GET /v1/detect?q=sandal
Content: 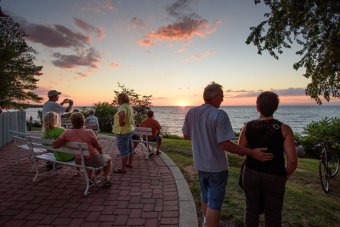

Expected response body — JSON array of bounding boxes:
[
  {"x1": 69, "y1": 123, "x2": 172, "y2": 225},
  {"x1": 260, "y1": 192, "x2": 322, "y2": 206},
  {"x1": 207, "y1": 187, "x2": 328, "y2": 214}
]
[
  {"x1": 102, "y1": 180, "x2": 112, "y2": 187},
  {"x1": 113, "y1": 169, "x2": 126, "y2": 174},
  {"x1": 126, "y1": 164, "x2": 132, "y2": 168}
]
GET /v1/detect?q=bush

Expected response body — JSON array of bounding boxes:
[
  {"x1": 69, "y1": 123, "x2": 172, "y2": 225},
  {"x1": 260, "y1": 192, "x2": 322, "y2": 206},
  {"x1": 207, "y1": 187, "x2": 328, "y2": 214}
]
[
  {"x1": 93, "y1": 102, "x2": 117, "y2": 132},
  {"x1": 299, "y1": 117, "x2": 340, "y2": 158}
]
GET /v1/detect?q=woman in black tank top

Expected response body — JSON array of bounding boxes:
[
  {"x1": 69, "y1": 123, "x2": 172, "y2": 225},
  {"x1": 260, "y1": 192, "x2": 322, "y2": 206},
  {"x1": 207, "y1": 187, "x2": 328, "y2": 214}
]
[{"x1": 238, "y1": 91, "x2": 298, "y2": 227}]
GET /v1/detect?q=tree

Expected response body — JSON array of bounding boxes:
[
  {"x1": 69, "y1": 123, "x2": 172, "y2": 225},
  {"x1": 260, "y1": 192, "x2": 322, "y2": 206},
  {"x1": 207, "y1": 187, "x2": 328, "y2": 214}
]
[
  {"x1": 247, "y1": 0, "x2": 340, "y2": 104},
  {"x1": 0, "y1": 17, "x2": 43, "y2": 108},
  {"x1": 112, "y1": 83, "x2": 152, "y2": 124}
]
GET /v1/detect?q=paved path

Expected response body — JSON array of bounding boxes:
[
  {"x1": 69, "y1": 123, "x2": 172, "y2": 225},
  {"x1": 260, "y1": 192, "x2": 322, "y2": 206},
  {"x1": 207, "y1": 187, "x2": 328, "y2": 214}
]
[{"x1": 0, "y1": 132, "x2": 197, "y2": 227}]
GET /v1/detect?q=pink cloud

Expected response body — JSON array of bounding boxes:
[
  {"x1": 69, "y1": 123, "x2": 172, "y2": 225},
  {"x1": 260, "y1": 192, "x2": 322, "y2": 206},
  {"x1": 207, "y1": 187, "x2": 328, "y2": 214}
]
[
  {"x1": 138, "y1": 17, "x2": 220, "y2": 46},
  {"x1": 185, "y1": 50, "x2": 215, "y2": 62},
  {"x1": 74, "y1": 17, "x2": 105, "y2": 39},
  {"x1": 130, "y1": 17, "x2": 146, "y2": 29},
  {"x1": 81, "y1": 0, "x2": 117, "y2": 13},
  {"x1": 21, "y1": 20, "x2": 89, "y2": 48},
  {"x1": 138, "y1": 39, "x2": 153, "y2": 47},
  {"x1": 109, "y1": 62, "x2": 120, "y2": 68},
  {"x1": 76, "y1": 72, "x2": 91, "y2": 78},
  {"x1": 52, "y1": 48, "x2": 101, "y2": 68}
]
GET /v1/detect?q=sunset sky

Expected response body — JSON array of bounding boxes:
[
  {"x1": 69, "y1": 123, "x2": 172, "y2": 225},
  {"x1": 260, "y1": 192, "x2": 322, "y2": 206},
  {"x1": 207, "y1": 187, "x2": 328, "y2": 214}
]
[{"x1": 3, "y1": 0, "x2": 339, "y2": 106}]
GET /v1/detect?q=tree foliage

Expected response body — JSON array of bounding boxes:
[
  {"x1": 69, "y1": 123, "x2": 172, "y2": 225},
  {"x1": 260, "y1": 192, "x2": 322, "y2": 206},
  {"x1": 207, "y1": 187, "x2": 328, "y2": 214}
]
[
  {"x1": 93, "y1": 102, "x2": 117, "y2": 132},
  {"x1": 112, "y1": 83, "x2": 152, "y2": 124},
  {"x1": 295, "y1": 117, "x2": 340, "y2": 158},
  {"x1": 0, "y1": 17, "x2": 43, "y2": 108},
  {"x1": 247, "y1": 0, "x2": 340, "y2": 104}
]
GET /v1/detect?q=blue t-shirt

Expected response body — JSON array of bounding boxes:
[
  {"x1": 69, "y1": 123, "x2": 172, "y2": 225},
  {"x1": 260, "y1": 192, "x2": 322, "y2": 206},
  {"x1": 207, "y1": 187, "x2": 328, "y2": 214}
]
[{"x1": 182, "y1": 104, "x2": 235, "y2": 172}]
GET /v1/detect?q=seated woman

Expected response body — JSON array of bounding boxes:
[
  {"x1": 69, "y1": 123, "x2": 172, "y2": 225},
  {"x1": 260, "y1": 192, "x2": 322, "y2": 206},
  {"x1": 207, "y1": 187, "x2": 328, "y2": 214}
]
[
  {"x1": 42, "y1": 112, "x2": 74, "y2": 171},
  {"x1": 53, "y1": 112, "x2": 112, "y2": 187}
]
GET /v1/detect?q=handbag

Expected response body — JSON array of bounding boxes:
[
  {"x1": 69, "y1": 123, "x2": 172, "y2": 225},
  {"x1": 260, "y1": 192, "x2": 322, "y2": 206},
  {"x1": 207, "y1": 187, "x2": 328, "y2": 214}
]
[{"x1": 238, "y1": 122, "x2": 280, "y2": 189}]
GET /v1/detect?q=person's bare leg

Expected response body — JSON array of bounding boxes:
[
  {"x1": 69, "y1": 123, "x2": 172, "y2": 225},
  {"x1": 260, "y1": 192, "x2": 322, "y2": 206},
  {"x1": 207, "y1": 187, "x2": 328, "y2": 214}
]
[
  {"x1": 104, "y1": 159, "x2": 112, "y2": 179},
  {"x1": 206, "y1": 208, "x2": 220, "y2": 227},
  {"x1": 127, "y1": 153, "x2": 133, "y2": 166},
  {"x1": 202, "y1": 202, "x2": 208, "y2": 225},
  {"x1": 121, "y1": 157, "x2": 127, "y2": 172}
]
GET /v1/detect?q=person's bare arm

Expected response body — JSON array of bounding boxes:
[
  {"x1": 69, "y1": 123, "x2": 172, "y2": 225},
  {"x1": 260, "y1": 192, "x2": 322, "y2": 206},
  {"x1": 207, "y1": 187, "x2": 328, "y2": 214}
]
[
  {"x1": 91, "y1": 133, "x2": 103, "y2": 153},
  {"x1": 52, "y1": 132, "x2": 67, "y2": 148},
  {"x1": 118, "y1": 111, "x2": 126, "y2": 126},
  {"x1": 219, "y1": 140, "x2": 273, "y2": 161},
  {"x1": 183, "y1": 134, "x2": 191, "y2": 140},
  {"x1": 238, "y1": 125, "x2": 248, "y2": 148},
  {"x1": 60, "y1": 99, "x2": 73, "y2": 112},
  {"x1": 282, "y1": 124, "x2": 298, "y2": 177}
]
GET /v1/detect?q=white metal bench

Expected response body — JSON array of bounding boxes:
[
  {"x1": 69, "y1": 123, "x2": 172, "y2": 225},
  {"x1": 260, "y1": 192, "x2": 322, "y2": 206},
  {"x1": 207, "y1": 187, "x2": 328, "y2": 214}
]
[
  {"x1": 61, "y1": 122, "x2": 100, "y2": 135},
  {"x1": 26, "y1": 136, "x2": 108, "y2": 196},
  {"x1": 84, "y1": 123, "x2": 100, "y2": 135},
  {"x1": 8, "y1": 130, "x2": 45, "y2": 165},
  {"x1": 132, "y1": 127, "x2": 157, "y2": 159}
]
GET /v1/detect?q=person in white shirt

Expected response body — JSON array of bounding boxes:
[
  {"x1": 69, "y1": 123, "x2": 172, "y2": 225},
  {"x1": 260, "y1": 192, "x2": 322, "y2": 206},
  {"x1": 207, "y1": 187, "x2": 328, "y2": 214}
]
[
  {"x1": 85, "y1": 109, "x2": 100, "y2": 131},
  {"x1": 42, "y1": 90, "x2": 73, "y2": 126}
]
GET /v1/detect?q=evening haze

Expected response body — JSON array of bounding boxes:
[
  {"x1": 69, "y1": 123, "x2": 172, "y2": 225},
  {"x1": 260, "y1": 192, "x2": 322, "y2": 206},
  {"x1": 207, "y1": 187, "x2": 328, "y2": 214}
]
[{"x1": 3, "y1": 0, "x2": 339, "y2": 106}]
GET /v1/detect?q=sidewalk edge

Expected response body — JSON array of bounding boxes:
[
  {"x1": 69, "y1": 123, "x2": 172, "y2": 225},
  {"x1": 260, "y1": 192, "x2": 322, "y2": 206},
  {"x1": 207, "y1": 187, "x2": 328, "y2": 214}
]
[{"x1": 160, "y1": 152, "x2": 198, "y2": 227}]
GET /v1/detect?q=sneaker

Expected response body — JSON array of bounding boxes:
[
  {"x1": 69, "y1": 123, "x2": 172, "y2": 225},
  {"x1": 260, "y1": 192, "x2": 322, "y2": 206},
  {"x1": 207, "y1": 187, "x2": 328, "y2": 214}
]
[{"x1": 46, "y1": 162, "x2": 53, "y2": 171}]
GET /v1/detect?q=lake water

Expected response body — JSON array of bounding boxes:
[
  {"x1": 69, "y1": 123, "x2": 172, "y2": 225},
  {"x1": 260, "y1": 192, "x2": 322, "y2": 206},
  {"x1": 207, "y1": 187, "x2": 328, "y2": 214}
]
[{"x1": 25, "y1": 105, "x2": 339, "y2": 136}]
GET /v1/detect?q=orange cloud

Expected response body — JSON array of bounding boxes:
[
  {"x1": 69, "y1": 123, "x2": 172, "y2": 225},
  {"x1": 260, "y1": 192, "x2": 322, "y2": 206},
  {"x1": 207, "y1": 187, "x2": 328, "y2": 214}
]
[
  {"x1": 185, "y1": 50, "x2": 215, "y2": 62},
  {"x1": 138, "y1": 18, "x2": 220, "y2": 46},
  {"x1": 109, "y1": 62, "x2": 120, "y2": 68},
  {"x1": 138, "y1": 39, "x2": 153, "y2": 47},
  {"x1": 74, "y1": 18, "x2": 105, "y2": 39}
]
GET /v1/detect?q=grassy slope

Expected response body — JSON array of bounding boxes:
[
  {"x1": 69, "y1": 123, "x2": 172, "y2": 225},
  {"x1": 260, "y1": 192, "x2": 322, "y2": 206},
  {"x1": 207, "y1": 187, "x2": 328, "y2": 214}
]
[{"x1": 162, "y1": 138, "x2": 340, "y2": 227}]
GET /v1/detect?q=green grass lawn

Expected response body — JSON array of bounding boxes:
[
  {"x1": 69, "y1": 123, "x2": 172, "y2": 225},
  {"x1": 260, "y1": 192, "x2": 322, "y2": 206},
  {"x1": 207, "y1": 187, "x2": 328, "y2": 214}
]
[{"x1": 162, "y1": 138, "x2": 340, "y2": 227}]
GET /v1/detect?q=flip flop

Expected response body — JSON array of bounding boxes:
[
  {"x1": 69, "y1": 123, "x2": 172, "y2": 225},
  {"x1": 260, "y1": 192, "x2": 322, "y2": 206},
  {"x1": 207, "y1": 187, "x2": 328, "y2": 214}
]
[
  {"x1": 113, "y1": 169, "x2": 126, "y2": 174},
  {"x1": 126, "y1": 164, "x2": 132, "y2": 168},
  {"x1": 102, "y1": 180, "x2": 112, "y2": 187}
]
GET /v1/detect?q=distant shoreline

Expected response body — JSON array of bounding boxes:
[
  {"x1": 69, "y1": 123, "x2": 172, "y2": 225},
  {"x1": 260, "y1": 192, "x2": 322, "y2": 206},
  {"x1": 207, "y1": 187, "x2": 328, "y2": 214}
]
[{"x1": 19, "y1": 103, "x2": 340, "y2": 109}]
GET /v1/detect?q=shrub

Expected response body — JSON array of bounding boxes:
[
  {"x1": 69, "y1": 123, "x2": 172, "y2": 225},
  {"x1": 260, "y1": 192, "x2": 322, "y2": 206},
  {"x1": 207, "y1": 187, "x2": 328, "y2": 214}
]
[
  {"x1": 300, "y1": 117, "x2": 340, "y2": 158},
  {"x1": 93, "y1": 102, "x2": 117, "y2": 132}
]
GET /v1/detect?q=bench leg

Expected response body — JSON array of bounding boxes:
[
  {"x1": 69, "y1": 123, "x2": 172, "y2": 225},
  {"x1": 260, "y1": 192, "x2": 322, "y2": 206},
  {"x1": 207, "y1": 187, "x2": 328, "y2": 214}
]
[{"x1": 83, "y1": 169, "x2": 95, "y2": 196}]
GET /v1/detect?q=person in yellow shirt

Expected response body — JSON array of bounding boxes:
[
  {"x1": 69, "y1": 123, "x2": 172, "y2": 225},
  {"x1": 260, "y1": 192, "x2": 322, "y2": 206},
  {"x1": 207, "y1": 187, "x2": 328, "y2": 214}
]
[{"x1": 112, "y1": 93, "x2": 135, "y2": 173}]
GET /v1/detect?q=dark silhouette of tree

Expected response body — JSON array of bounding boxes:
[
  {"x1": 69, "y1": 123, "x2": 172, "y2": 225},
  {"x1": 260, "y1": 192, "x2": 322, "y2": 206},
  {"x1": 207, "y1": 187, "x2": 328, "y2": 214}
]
[
  {"x1": 247, "y1": 0, "x2": 339, "y2": 104},
  {"x1": 0, "y1": 17, "x2": 43, "y2": 108}
]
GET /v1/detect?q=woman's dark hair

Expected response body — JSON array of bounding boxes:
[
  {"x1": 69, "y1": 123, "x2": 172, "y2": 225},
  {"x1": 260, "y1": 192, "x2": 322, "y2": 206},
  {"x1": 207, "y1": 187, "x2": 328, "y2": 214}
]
[
  {"x1": 71, "y1": 112, "x2": 85, "y2": 129},
  {"x1": 256, "y1": 91, "x2": 279, "y2": 117},
  {"x1": 147, "y1": 110, "x2": 154, "y2": 118}
]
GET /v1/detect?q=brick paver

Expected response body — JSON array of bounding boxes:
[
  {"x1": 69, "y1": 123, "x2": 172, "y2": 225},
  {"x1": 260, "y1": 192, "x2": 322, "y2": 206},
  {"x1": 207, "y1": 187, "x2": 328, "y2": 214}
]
[{"x1": 0, "y1": 134, "x2": 180, "y2": 226}]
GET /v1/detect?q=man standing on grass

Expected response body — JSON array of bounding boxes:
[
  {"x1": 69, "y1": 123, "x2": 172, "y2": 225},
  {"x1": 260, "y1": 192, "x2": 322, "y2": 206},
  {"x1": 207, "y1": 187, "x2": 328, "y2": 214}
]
[{"x1": 182, "y1": 82, "x2": 273, "y2": 227}]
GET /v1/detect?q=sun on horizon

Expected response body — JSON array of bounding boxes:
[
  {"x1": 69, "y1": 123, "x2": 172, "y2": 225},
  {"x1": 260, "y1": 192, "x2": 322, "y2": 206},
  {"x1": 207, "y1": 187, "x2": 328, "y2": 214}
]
[{"x1": 177, "y1": 100, "x2": 190, "y2": 107}]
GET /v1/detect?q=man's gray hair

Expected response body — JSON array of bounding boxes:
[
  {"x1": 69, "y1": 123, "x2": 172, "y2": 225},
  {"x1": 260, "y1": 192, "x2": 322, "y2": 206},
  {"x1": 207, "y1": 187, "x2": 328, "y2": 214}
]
[{"x1": 203, "y1": 82, "x2": 223, "y2": 102}]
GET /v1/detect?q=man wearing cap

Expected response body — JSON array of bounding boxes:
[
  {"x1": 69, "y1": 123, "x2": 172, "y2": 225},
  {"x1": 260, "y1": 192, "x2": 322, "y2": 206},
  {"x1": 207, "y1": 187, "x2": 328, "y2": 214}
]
[{"x1": 42, "y1": 90, "x2": 73, "y2": 125}]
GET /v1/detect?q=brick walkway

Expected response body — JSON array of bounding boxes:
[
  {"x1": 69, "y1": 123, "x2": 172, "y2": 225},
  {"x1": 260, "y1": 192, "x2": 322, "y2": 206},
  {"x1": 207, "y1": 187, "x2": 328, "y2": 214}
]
[{"x1": 0, "y1": 133, "x2": 197, "y2": 227}]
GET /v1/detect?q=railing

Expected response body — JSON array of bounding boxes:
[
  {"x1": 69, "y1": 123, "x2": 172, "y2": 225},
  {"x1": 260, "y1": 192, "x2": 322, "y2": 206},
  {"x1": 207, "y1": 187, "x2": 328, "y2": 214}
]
[{"x1": 0, "y1": 111, "x2": 26, "y2": 149}]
